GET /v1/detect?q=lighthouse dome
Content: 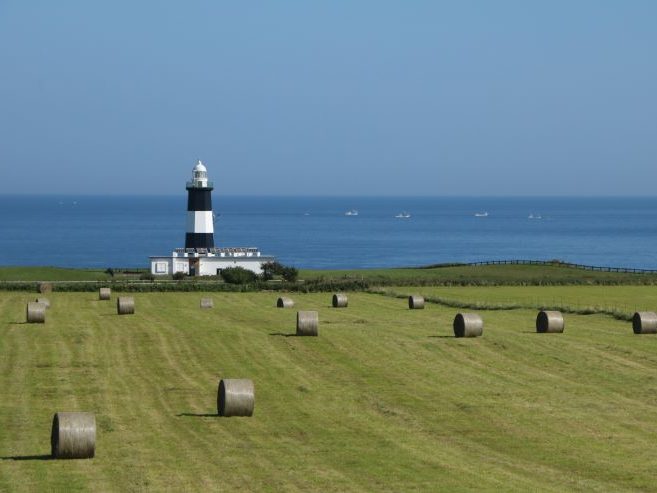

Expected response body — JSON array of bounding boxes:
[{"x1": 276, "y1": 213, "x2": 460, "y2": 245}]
[
  {"x1": 193, "y1": 160, "x2": 207, "y2": 173},
  {"x1": 190, "y1": 160, "x2": 209, "y2": 187}
]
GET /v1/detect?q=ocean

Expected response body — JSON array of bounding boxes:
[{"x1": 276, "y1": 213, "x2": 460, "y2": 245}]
[{"x1": 2, "y1": 195, "x2": 657, "y2": 270}]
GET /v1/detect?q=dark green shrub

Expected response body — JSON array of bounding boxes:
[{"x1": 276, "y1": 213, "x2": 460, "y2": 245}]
[
  {"x1": 281, "y1": 266, "x2": 298, "y2": 282},
  {"x1": 172, "y1": 272, "x2": 186, "y2": 281},
  {"x1": 261, "y1": 261, "x2": 298, "y2": 282},
  {"x1": 220, "y1": 267, "x2": 258, "y2": 284},
  {"x1": 261, "y1": 261, "x2": 282, "y2": 281}
]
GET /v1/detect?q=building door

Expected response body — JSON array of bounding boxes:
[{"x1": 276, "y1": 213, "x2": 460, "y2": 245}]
[{"x1": 189, "y1": 258, "x2": 200, "y2": 276}]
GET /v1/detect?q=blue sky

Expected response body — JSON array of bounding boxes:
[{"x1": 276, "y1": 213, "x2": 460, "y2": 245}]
[{"x1": 0, "y1": 1, "x2": 655, "y2": 196}]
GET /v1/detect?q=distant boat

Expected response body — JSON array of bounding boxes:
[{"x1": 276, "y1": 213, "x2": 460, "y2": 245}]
[
  {"x1": 395, "y1": 212, "x2": 411, "y2": 218},
  {"x1": 345, "y1": 209, "x2": 359, "y2": 216},
  {"x1": 474, "y1": 211, "x2": 488, "y2": 217},
  {"x1": 528, "y1": 213, "x2": 542, "y2": 220}
]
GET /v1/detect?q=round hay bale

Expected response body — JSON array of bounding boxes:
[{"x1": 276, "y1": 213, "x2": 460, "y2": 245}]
[
  {"x1": 35, "y1": 297, "x2": 50, "y2": 309},
  {"x1": 26, "y1": 302, "x2": 46, "y2": 323},
  {"x1": 632, "y1": 311, "x2": 657, "y2": 334},
  {"x1": 200, "y1": 298, "x2": 214, "y2": 309},
  {"x1": 536, "y1": 311, "x2": 565, "y2": 333},
  {"x1": 117, "y1": 297, "x2": 135, "y2": 315},
  {"x1": 296, "y1": 310, "x2": 319, "y2": 336},
  {"x1": 453, "y1": 313, "x2": 483, "y2": 338},
  {"x1": 38, "y1": 282, "x2": 53, "y2": 294},
  {"x1": 99, "y1": 288, "x2": 111, "y2": 301},
  {"x1": 217, "y1": 379, "x2": 254, "y2": 417},
  {"x1": 51, "y1": 412, "x2": 96, "y2": 459},
  {"x1": 332, "y1": 293, "x2": 348, "y2": 308},
  {"x1": 277, "y1": 297, "x2": 294, "y2": 308},
  {"x1": 408, "y1": 295, "x2": 425, "y2": 309}
]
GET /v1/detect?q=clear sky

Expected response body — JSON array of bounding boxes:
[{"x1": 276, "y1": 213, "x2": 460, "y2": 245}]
[{"x1": 1, "y1": 1, "x2": 655, "y2": 196}]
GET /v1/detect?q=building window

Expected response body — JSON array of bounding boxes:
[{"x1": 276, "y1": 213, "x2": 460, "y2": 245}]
[{"x1": 155, "y1": 262, "x2": 168, "y2": 274}]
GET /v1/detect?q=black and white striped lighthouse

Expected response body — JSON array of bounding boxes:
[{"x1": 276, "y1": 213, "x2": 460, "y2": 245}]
[{"x1": 185, "y1": 160, "x2": 215, "y2": 249}]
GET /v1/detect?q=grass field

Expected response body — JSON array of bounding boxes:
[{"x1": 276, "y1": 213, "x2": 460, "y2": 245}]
[
  {"x1": 377, "y1": 285, "x2": 657, "y2": 316},
  {"x1": 4, "y1": 263, "x2": 657, "y2": 285},
  {"x1": 301, "y1": 263, "x2": 657, "y2": 284},
  {"x1": 0, "y1": 267, "x2": 111, "y2": 282},
  {"x1": 2, "y1": 291, "x2": 657, "y2": 491}
]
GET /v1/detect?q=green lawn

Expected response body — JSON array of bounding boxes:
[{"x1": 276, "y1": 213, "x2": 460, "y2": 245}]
[
  {"x1": 3, "y1": 263, "x2": 657, "y2": 286},
  {"x1": 0, "y1": 267, "x2": 110, "y2": 282},
  {"x1": 300, "y1": 263, "x2": 657, "y2": 285},
  {"x1": 2, "y1": 291, "x2": 657, "y2": 491}
]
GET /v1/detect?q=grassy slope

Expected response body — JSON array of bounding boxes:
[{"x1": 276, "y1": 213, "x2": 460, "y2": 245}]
[
  {"x1": 1, "y1": 291, "x2": 657, "y2": 491},
  {"x1": 300, "y1": 264, "x2": 657, "y2": 284}
]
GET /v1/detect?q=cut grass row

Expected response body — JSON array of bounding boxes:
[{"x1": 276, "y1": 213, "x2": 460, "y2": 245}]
[
  {"x1": 374, "y1": 285, "x2": 657, "y2": 322},
  {"x1": 2, "y1": 291, "x2": 657, "y2": 491}
]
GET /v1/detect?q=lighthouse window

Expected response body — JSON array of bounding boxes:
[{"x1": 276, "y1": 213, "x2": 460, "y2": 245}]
[{"x1": 155, "y1": 262, "x2": 168, "y2": 274}]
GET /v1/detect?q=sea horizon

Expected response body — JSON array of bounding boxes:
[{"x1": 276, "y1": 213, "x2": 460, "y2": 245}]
[{"x1": 2, "y1": 195, "x2": 657, "y2": 270}]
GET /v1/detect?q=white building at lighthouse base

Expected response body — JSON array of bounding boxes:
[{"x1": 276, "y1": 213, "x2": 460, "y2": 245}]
[{"x1": 150, "y1": 247, "x2": 275, "y2": 276}]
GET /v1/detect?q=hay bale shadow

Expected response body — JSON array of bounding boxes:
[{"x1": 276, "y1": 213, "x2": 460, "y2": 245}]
[
  {"x1": 176, "y1": 413, "x2": 217, "y2": 418},
  {"x1": 268, "y1": 332, "x2": 298, "y2": 337},
  {"x1": 428, "y1": 335, "x2": 456, "y2": 338},
  {"x1": 1, "y1": 454, "x2": 52, "y2": 461}
]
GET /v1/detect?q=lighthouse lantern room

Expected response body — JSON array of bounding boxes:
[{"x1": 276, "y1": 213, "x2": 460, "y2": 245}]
[{"x1": 149, "y1": 160, "x2": 274, "y2": 277}]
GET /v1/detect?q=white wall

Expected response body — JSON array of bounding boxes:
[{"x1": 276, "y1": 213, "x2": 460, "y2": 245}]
[
  {"x1": 198, "y1": 258, "x2": 267, "y2": 276},
  {"x1": 150, "y1": 256, "x2": 271, "y2": 276}
]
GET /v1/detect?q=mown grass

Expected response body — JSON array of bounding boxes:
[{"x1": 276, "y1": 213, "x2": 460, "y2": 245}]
[
  {"x1": 1, "y1": 291, "x2": 657, "y2": 491},
  {"x1": 375, "y1": 285, "x2": 657, "y2": 320}
]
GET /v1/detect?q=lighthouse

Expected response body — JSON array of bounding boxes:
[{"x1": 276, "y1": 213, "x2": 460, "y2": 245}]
[
  {"x1": 185, "y1": 160, "x2": 215, "y2": 249},
  {"x1": 149, "y1": 159, "x2": 274, "y2": 276}
]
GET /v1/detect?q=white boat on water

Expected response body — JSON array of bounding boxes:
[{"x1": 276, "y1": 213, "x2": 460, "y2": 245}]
[
  {"x1": 345, "y1": 209, "x2": 359, "y2": 216},
  {"x1": 528, "y1": 213, "x2": 542, "y2": 220},
  {"x1": 395, "y1": 212, "x2": 411, "y2": 218},
  {"x1": 474, "y1": 211, "x2": 488, "y2": 217}
]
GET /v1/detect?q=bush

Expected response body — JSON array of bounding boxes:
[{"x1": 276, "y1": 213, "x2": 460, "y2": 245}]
[
  {"x1": 172, "y1": 272, "x2": 186, "y2": 281},
  {"x1": 281, "y1": 266, "x2": 298, "y2": 282},
  {"x1": 139, "y1": 272, "x2": 155, "y2": 281},
  {"x1": 220, "y1": 267, "x2": 258, "y2": 284},
  {"x1": 261, "y1": 261, "x2": 298, "y2": 282},
  {"x1": 261, "y1": 261, "x2": 284, "y2": 281}
]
